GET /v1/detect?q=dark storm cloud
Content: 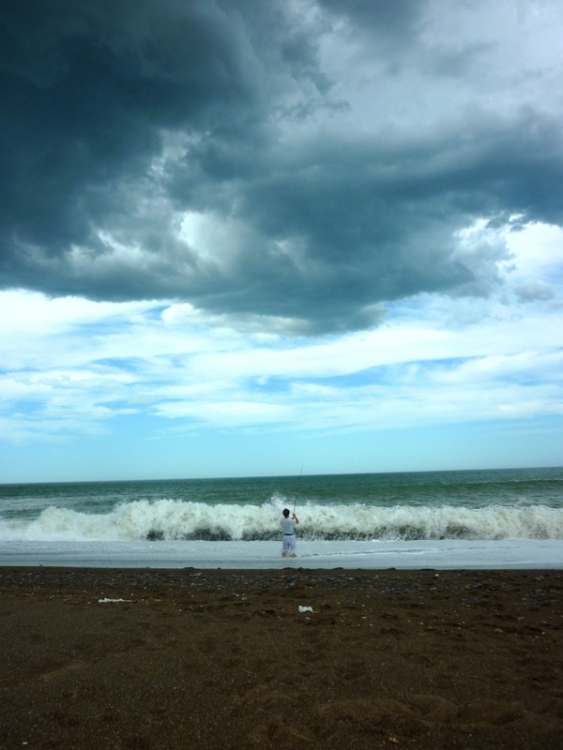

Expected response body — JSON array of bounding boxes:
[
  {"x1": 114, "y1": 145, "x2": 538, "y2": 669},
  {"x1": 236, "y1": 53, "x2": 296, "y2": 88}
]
[
  {"x1": 0, "y1": 0, "x2": 259, "y2": 245},
  {"x1": 1, "y1": 0, "x2": 562, "y2": 333},
  {"x1": 317, "y1": 0, "x2": 423, "y2": 38}
]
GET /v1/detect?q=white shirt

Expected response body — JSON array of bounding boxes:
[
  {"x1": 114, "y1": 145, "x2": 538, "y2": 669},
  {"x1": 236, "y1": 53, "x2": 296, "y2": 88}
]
[{"x1": 280, "y1": 517, "x2": 296, "y2": 535}]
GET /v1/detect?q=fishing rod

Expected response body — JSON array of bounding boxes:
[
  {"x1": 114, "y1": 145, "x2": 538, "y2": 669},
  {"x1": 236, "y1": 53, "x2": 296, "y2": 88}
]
[{"x1": 293, "y1": 465, "x2": 303, "y2": 516}]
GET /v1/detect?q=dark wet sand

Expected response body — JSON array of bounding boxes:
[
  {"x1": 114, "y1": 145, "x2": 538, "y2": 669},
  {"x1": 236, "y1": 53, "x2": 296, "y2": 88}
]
[{"x1": 1, "y1": 567, "x2": 562, "y2": 749}]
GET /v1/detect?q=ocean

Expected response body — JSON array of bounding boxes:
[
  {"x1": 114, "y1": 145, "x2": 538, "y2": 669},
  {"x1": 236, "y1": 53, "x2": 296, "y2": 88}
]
[{"x1": 1, "y1": 467, "x2": 563, "y2": 569}]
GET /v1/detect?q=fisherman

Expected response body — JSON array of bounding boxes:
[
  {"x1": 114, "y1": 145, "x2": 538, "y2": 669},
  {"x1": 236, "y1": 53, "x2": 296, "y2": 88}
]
[{"x1": 280, "y1": 507, "x2": 299, "y2": 558}]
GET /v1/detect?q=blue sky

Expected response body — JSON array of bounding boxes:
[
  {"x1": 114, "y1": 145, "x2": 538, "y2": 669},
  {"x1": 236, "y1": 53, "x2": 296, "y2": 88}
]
[{"x1": 1, "y1": 0, "x2": 562, "y2": 482}]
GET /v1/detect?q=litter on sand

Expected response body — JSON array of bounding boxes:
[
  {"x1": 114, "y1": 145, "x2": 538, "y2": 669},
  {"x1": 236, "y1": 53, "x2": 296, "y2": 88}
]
[
  {"x1": 298, "y1": 605, "x2": 314, "y2": 613},
  {"x1": 98, "y1": 598, "x2": 133, "y2": 603}
]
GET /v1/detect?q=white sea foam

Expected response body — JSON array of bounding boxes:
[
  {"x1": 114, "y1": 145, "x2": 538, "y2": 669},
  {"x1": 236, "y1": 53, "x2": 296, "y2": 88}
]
[
  {"x1": 1, "y1": 499, "x2": 562, "y2": 542},
  {"x1": 1, "y1": 539, "x2": 563, "y2": 570}
]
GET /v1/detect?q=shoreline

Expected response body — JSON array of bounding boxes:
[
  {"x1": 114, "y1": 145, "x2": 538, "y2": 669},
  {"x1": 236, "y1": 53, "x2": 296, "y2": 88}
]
[
  {"x1": 1, "y1": 567, "x2": 562, "y2": 749},
  {"x1": 1, "y1": 538, "x2": 563, "y2": 569}
]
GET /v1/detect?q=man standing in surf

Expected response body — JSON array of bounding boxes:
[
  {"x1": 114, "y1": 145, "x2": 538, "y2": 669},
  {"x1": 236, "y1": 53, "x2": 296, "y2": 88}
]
[{"x1": 280, "y1": 508, "x2": 299, "y2": 558}]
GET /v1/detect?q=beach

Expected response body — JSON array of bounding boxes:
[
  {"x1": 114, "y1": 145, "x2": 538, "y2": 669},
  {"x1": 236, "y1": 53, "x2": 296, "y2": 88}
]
[
  {"x1": 2, "y1": 470, "x2": 562, "y2": 747},
  {"x1": 1, "y1": 566, "x2": 562, "y2": 749}
]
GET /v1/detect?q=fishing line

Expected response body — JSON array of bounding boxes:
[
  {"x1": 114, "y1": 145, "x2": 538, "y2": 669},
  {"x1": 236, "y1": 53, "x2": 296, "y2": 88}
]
[{"x1": 293, "y1": 465, "x2": 303, "y2": 515}]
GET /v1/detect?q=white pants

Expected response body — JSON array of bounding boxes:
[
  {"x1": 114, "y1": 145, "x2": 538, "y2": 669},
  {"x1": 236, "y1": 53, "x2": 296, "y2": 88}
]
[{"x1": 282, "y1": 534, "x2": 296, "y2": 553}]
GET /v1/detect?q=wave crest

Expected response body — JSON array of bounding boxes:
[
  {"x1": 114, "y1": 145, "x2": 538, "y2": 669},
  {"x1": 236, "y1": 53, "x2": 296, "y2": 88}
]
[{"x1": 1, "y1": 499, "x2": 563, "y2": 542}]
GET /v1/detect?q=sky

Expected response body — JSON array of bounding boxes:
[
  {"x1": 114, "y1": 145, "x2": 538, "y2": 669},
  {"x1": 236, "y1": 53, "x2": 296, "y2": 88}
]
[{"x1": 1, "y1": 0, "x2": 562, "y2": 483}]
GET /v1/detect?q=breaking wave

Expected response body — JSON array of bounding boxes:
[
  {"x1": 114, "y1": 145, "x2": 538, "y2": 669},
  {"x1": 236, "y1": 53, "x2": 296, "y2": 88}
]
[{"x1": 1, "y1": 499, "x2": 563, "y2": 542}]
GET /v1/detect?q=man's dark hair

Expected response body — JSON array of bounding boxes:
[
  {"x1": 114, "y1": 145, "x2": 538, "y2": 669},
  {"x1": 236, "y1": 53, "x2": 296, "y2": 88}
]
[{"x1": 283, "y1": 508, "x2": 290, "y2": 518}]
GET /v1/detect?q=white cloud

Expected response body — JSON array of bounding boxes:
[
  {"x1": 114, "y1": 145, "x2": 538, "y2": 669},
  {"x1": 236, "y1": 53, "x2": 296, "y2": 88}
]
[
  {"x1": 0, "y1": 236, "x2": 563, "y2": 441},
  {"x1": 1, "y1": 210, "x2": 562, "y2": 446},
  {"x1": 0, "y1": 289, "x2": 149, "y2": 333},
  {"x1": 154, "y1": 399, "x2": 293, "y2": 426},
  {"x1": 504, "y1": 222, "x2": 563, "y2": 287}
]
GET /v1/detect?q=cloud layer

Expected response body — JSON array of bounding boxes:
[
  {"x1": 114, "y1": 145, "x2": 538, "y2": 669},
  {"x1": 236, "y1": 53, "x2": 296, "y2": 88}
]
[
  {"x1": 1, "y1": 0, "x2": 563, "y2": 333},
  {"x1": 1, "y1": 223, "x2": 562, "y2": 446}
]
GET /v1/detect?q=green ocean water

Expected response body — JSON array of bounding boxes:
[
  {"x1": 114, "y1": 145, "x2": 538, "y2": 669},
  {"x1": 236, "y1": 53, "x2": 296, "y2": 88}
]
[{"x1": 1, "y1": 467, "x2": 562, "y2": 542}]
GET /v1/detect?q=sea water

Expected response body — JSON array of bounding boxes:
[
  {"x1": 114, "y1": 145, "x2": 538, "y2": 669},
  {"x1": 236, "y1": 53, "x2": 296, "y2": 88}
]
[{"x1": 1, "y1": 468, "x2": 562, "y2": 569}]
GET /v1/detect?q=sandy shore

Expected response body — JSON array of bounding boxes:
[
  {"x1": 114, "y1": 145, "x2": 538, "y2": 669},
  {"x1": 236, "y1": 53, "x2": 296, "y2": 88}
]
[{"x1": 1, "y1": 567, "x2": 562, "y2": 749}]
